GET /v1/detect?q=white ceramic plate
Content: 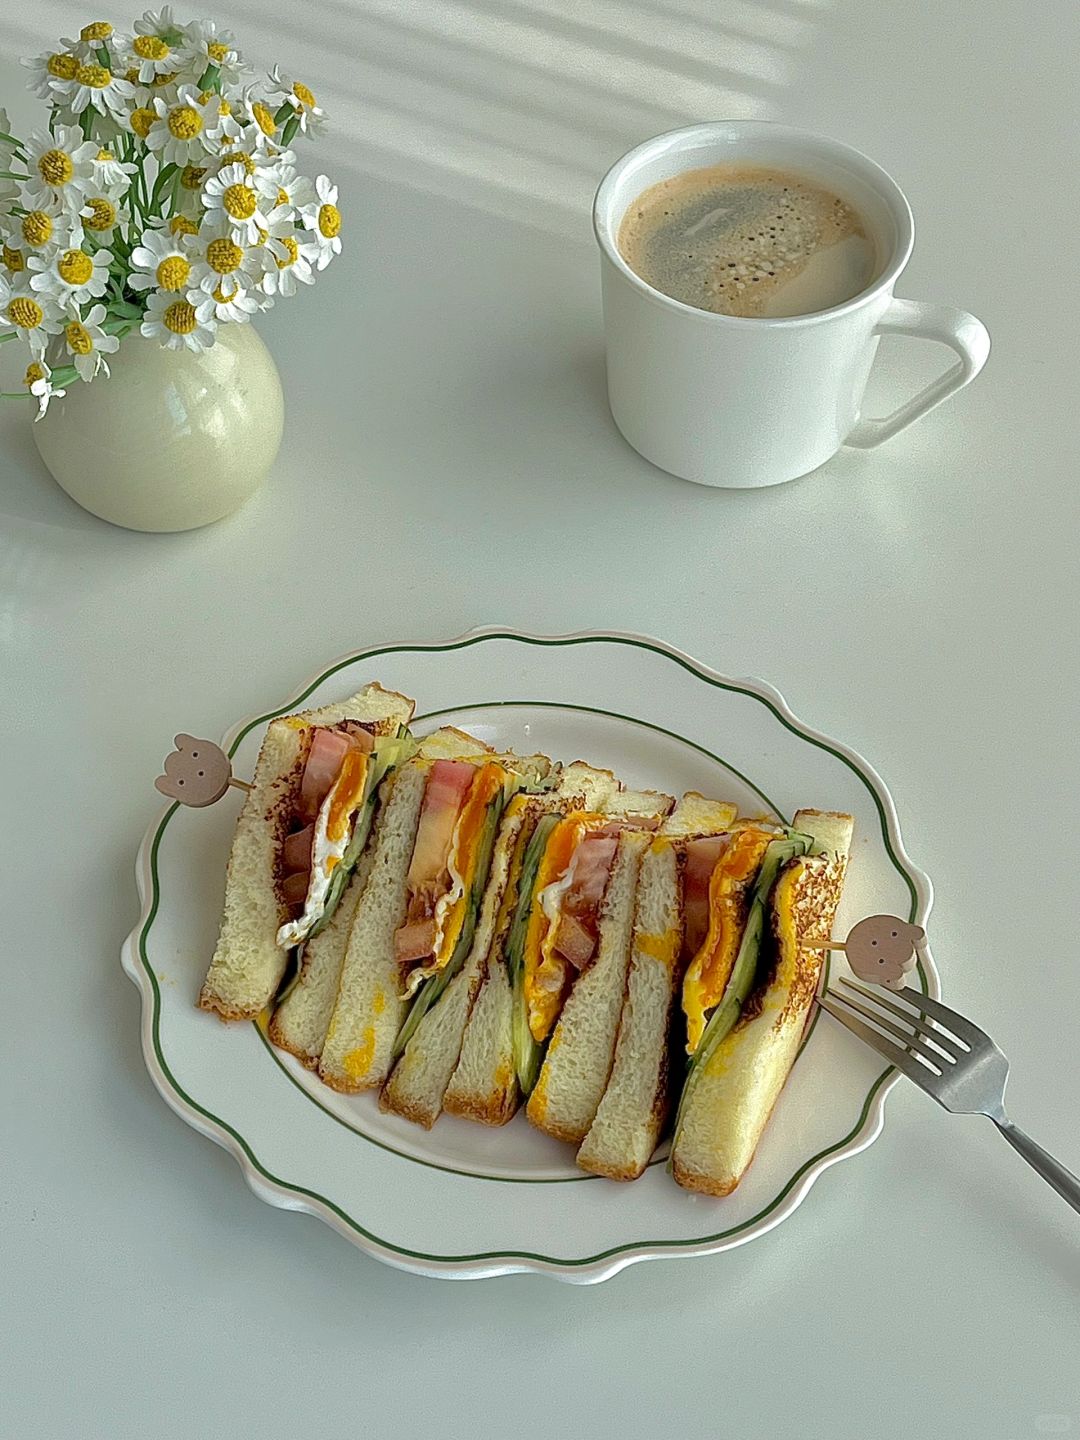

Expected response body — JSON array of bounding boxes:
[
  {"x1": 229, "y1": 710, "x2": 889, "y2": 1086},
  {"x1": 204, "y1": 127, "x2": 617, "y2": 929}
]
[{"x1": 122, "y1": 628, "x2": 937, "y2": 1283}]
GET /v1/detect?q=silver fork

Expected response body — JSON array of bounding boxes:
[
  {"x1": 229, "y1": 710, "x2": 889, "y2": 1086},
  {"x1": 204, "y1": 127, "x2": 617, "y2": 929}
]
[{"x1": 818, "y1": 978, "x2": 1080, "y2": 1215}]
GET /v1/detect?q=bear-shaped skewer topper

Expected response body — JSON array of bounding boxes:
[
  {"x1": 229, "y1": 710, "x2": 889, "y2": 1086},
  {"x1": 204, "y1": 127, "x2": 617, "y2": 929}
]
[
  {"x1": 804, "y1": 914, "x2": 926, "y2": 989},
  {"x1": 155, "y1": 736, "x2": 253, "y2": 808}
]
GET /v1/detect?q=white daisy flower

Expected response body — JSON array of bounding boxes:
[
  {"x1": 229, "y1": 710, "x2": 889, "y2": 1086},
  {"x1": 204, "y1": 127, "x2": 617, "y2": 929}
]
[
  {"x1": 145, "y1": 85, "x2": 218, "y2": 166},
  {"x1": 141, "y1": 287, "x2": 216, "y2": 352},
  {"x1": 79, "y1": 193, "x2": 128, "y2": 246},
  {"x1": 127, "y1": 226, "x2": 194, "y2": 295},
  {"x1": 186, "y1": 226, "x2": 266, "y2": 297},
  {"x1": 201, "y1": 161, "x2": 269, "y2": 243},
  {"x1": 21, "y1": 50, "x2": 82, "y2": 103},
  {"x1": 237, "y1": 89, "x2": 283, "y2": 151},
  {"x1": 193, "y1": 277, "x2": 264, "y2": 324},
  {"x1": 0, "y1": 274, "x2": 64, "y2": 355},
  {"x1": 57, "y1": 60, "x2": 137, "y2": 122},
  {"x1": 2, "y1": 237, "x2": 28, "y2": 276},
  {"x1": 60, "y1": 21, "x2": 118, "y2": 59},
  {"x1": 60, "y1": 302, "x2": 121, "y2": 381},
  {"x1": 20, "y1": 127, "x2": 99, "y2": 213},
  {"x1": 299, "y1": 175, "x2": 342, "y2": 270},
  {"x1": 128, "y1": 6, "x2": 187, "y2": 83},
  {"x1": 85, "y1": 146, "x2": 137, "y2": 195},
  {"x1": 204, "y1": 93, "x2": 245, "y2": 147},
  {"x1": 267, "y1": 65, "x2": 326, "y2": 135},
  {"x1": 261, "y1": 229, "x2": 317, "y2": 298},
  {"x1": 253, "y1": 160, "x2": 315, "y2": 219},
  {"x1": 184, "y1": 20, "x2": 246, "y2": 87},
  {"x1": 28, "y1": 242, "x2": 111, "y2": 306},
  {"x1": 24, "y1": 359, "x2": 66, "y2": 420},
  {"x1": 17, "y1": 199, "x2": 71, "y2": 256}
]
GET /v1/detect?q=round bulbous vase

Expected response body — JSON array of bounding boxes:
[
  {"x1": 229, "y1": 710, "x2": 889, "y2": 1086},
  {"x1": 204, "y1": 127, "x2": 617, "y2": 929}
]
[{"x1": 32, "y1": 322, "x2": 284, "y2": 532}]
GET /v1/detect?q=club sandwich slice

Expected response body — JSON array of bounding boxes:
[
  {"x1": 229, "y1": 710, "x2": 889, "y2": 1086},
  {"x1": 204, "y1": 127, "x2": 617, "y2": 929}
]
[
  {"x1": 669, "y1": 809, "x2": 853, "y2": 1196},
  {"x1": 198, "y1": 683, "x2": 415, "y2": 1021},
  {"x1": 577, "y1": 797, "x2": 777, "y2": 1179},
  {"x1": 317, "y1": 733, "x2": 551, "y2": 1094}
]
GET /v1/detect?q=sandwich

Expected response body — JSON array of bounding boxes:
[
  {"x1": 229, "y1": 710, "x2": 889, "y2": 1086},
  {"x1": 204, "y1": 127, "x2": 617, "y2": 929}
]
[
  {"x1": 441, "y1": 773, "x2": 673, "y2": 1128},
  {"x1": 316, "y1": 732, "x2": 553, "y2": 1094},
  {"x1": 379, "y1": 765, "x2": 611, "y2": 1128},
  {"x1": 576, "y1": 798, "x2": 775, "y2": 1179},
  {"x1": 198, "y1": 683, "x2": 415, "y2": 1021},
  {"x1": 668, "y1": 809, "x2": 852, "y2": 1195}
]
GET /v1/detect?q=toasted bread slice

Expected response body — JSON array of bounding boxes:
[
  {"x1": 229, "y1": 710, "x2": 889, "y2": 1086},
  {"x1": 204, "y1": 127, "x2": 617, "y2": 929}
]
[
  {"x1": 670, "y1": 809, "x2": 853, "y2": 1196},
  {"x1": 575, "y1": 794, "x2": 738, "y2": 1179},
  {"x1": 197, "y1": 684, "x2": 415, "y2": 1021},
  {"x1": 526, "y1": 786, "x2": 678, "y2": 1146},
  {"x1": 315, "y1": 728, "x2": 497, "y2": 1092}
]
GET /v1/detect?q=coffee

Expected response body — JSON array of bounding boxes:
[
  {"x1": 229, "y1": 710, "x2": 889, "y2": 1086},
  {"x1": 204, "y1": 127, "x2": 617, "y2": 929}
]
[{"x1": 618, "y1": 163, "x2": 877, "y2": 318}]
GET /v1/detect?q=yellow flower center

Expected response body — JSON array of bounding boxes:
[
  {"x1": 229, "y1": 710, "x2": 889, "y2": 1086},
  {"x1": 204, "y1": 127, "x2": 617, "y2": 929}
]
[
  {"x1": 76, "y1": 63, "x2": 111, "y2": 89},
  {"x1": 3, "y1": 243, "x2": 25, "y2": 272},
  {"x1": 65, "y1": 320, "x2": 94, "y2": 355},
  {"x1": 251, "y1": 101, "x2": 276, "y2": 136},
  {"x1": 163, "y1": 299, "x2": 197, "y2": 334},
  {"x1": 7, "y1": 296, "x2": 44, "y2": 329},
  {"x1": 275, "y1": 235, "x2": 298, "y2": 269},
  {"x1": 125, "y1": 67, "x2": 140, "y2": 83},
  {"x1": 206, "y1": 237, "x2": 243, "y2": 273},
  {"x1": 24, "y1": 362, "x2": 46, "y2": 387},
  {"x1": 223, "y1": 182, "x2": 257, "y2": 219},
  {"x1": 207, "y1": 41, "x2": 229, "y2": 62},
  {"x1": 211, "y1": 282, "x2": 236, "y2": 304},
  {"x1": 169, "y1": 214, "x2": 199, "y2": 236},
  {"x1": 318, "y1": 203, "x2": 341, "y2": 239},
  {"x1": 96, "y1": 148, "x2": 115, "y2": 162},
  {"x1": 133, "y1": 34, "x2": 169, "y2": 60},
  {"x1": 180, "y1": 164, "x2": 207, "y2": 189},
  {"x1": 156, "y1": 255, "x2": 191, "y2": 290},
  {"x1": 219, "y1": 149, "x2": 256, "y2": 175},
  {"x1": 152, "y1": 72, "x2": 173, "y2": 87},
  {"x1": 168, "y1": 105, "x2": 202, "y2": 139},
  {"x1": 21, "y1": 211, "x2": 54, "y2": 248},
  {"x1": 84, "y1": 197, "x2": 117, "y2": 231},
  {"x1": 218, "y1": 98, "x2": 232, "y2": 115},
  {"x1": 293, "y1": 81, "x2": 316, "y2": 109},
  {"x1": 47, "y1": 53, "x2": 79, "y2": 81},
  {"x1": 81, "y1": 21, "x2": 113, "y2": 41},
  {"x1": 58, "y1": 249, "x2": 95, "y2": 286},
  {"x1": 275, "y1": 186, "x2": 289, "y2": 207},
  {"x1": 38, "y1": 149, "x2": 74, "y2": 186},
  {"x1": 130, "y1": 107, "x2": 156, "y2": 138}
]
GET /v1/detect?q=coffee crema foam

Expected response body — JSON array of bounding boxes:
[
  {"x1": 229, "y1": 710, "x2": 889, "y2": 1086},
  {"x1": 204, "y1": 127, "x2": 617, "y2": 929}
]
[{"x1": 618, "y1": 163, "x2": 878, "y2": 318}]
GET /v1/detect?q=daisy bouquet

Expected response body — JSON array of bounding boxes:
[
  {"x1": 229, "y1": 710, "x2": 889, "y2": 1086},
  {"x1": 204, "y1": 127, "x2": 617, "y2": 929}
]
[{"x1": 0, "y1": 8, "x2": 340, "y2": 417}]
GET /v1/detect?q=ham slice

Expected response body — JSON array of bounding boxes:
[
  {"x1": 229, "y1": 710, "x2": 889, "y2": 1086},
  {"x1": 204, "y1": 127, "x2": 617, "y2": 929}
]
[
  {"x1": 281, "y1": 870, "x2": 310, "y2": 907},
  {"x1": 551, "y1": 912, "x2": 597, "y2": 970},
  {"x1": 562, "y1": 835, "x2": 619, "y2": 917},
  {"x1": 683, "y1": 834, "x2": 729, "y2": 958},
  {"x1": 403, "y1": 760, "x2": 476, "y2": 908},
  {"x1": 282, "y1": 824, "x2": 314, "y2": 873},
  {"x1": 298, "y1": 728, "x2": 354, "y2": 822},
  {"x1": 394, "y1": 917, "x2": 438, "y2": 965}
]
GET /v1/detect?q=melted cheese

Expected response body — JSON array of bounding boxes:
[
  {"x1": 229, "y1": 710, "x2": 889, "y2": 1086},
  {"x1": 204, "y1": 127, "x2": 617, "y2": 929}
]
[
  {"x1": 402, "y1": 762, "x2": 511, "y2": 996},
  {"x1": 523, "y1": 811, "x2": 607, "y2": 1042},
  {"x1": 681, "y1": 825, "x2": 776, "y2": 1053}
]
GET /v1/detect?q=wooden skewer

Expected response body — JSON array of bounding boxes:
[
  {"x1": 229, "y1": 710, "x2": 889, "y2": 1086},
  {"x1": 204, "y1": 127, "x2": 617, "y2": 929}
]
[
  {"x1": 803, "y1": 938, "x2": 847, "y2": 952},
  {"x1": 228, "y1": 776, "x2": 254, "y2": 793}
]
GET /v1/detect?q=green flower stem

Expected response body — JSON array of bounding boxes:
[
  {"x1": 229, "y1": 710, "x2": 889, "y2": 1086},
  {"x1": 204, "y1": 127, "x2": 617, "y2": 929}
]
[
  {"x1": 281, "y1": 111, "x2": 301, "y2": 147},
  {"x1": 0, "y1": 391, "x2": 29, "y2": 399},
  {"x1": 79, "y1": 110, "x2": 94, "y2": 141},
  {"x1": 198, "y1": 64, "x2": 220, "y2": 92},
  {"x1": 0, "y1": 129, "x2": 27, "y2": 152},
  {"x1": 273, "y1": 101, "x2": 295, "y2": 125},
  {"x1": 0, "y1": 331, "x2": 18, "y2": 343},
  {"x1": 0, "y1": 169, "x2": 28, "y2": 180}
]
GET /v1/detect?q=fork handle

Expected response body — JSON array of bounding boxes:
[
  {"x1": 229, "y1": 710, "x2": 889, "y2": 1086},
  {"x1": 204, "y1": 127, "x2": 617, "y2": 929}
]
[{"x1": 994, "y1": 1120, "x2": 1080, "y2": 1215}]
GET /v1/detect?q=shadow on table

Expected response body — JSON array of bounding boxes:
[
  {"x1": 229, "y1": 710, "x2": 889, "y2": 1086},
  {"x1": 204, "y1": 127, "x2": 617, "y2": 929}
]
[{"x1": 0, "y1": 0, "x2": 820, "y2": 240}]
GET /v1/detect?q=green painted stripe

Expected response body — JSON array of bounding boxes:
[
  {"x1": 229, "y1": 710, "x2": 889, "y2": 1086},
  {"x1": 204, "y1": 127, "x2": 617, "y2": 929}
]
[{"x1": 136, "y1": 631, "x2": 929, "y2": 1270}]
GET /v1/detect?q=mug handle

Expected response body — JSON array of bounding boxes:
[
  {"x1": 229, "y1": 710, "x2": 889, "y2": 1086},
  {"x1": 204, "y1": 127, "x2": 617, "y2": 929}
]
[{"x1": 846, "y1": 298, "x2": 990, "y2": 449}]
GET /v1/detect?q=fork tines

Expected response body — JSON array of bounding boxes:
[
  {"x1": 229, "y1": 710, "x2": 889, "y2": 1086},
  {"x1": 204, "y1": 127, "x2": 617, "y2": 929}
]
[{"x1": 816, "y1": 978, "x2": 976, "y2": 1091}]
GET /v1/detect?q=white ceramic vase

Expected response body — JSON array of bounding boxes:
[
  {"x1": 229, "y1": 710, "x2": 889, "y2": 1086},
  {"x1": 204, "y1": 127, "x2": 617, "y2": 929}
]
[{"x1": 33, "y1": 322, "x2": 284, "y2": 532}]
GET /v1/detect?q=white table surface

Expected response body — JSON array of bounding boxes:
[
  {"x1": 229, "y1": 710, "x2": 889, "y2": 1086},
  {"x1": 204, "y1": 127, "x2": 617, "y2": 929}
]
[{"x1": 3, "y1": 1, "x2": 1079, "y2": 1435}]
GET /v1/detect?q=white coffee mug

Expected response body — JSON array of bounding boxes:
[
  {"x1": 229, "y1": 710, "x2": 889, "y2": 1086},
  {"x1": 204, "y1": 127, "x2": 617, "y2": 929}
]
[{"x1": 594, "y1": 122, "x2": 990, "y2": 488}]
